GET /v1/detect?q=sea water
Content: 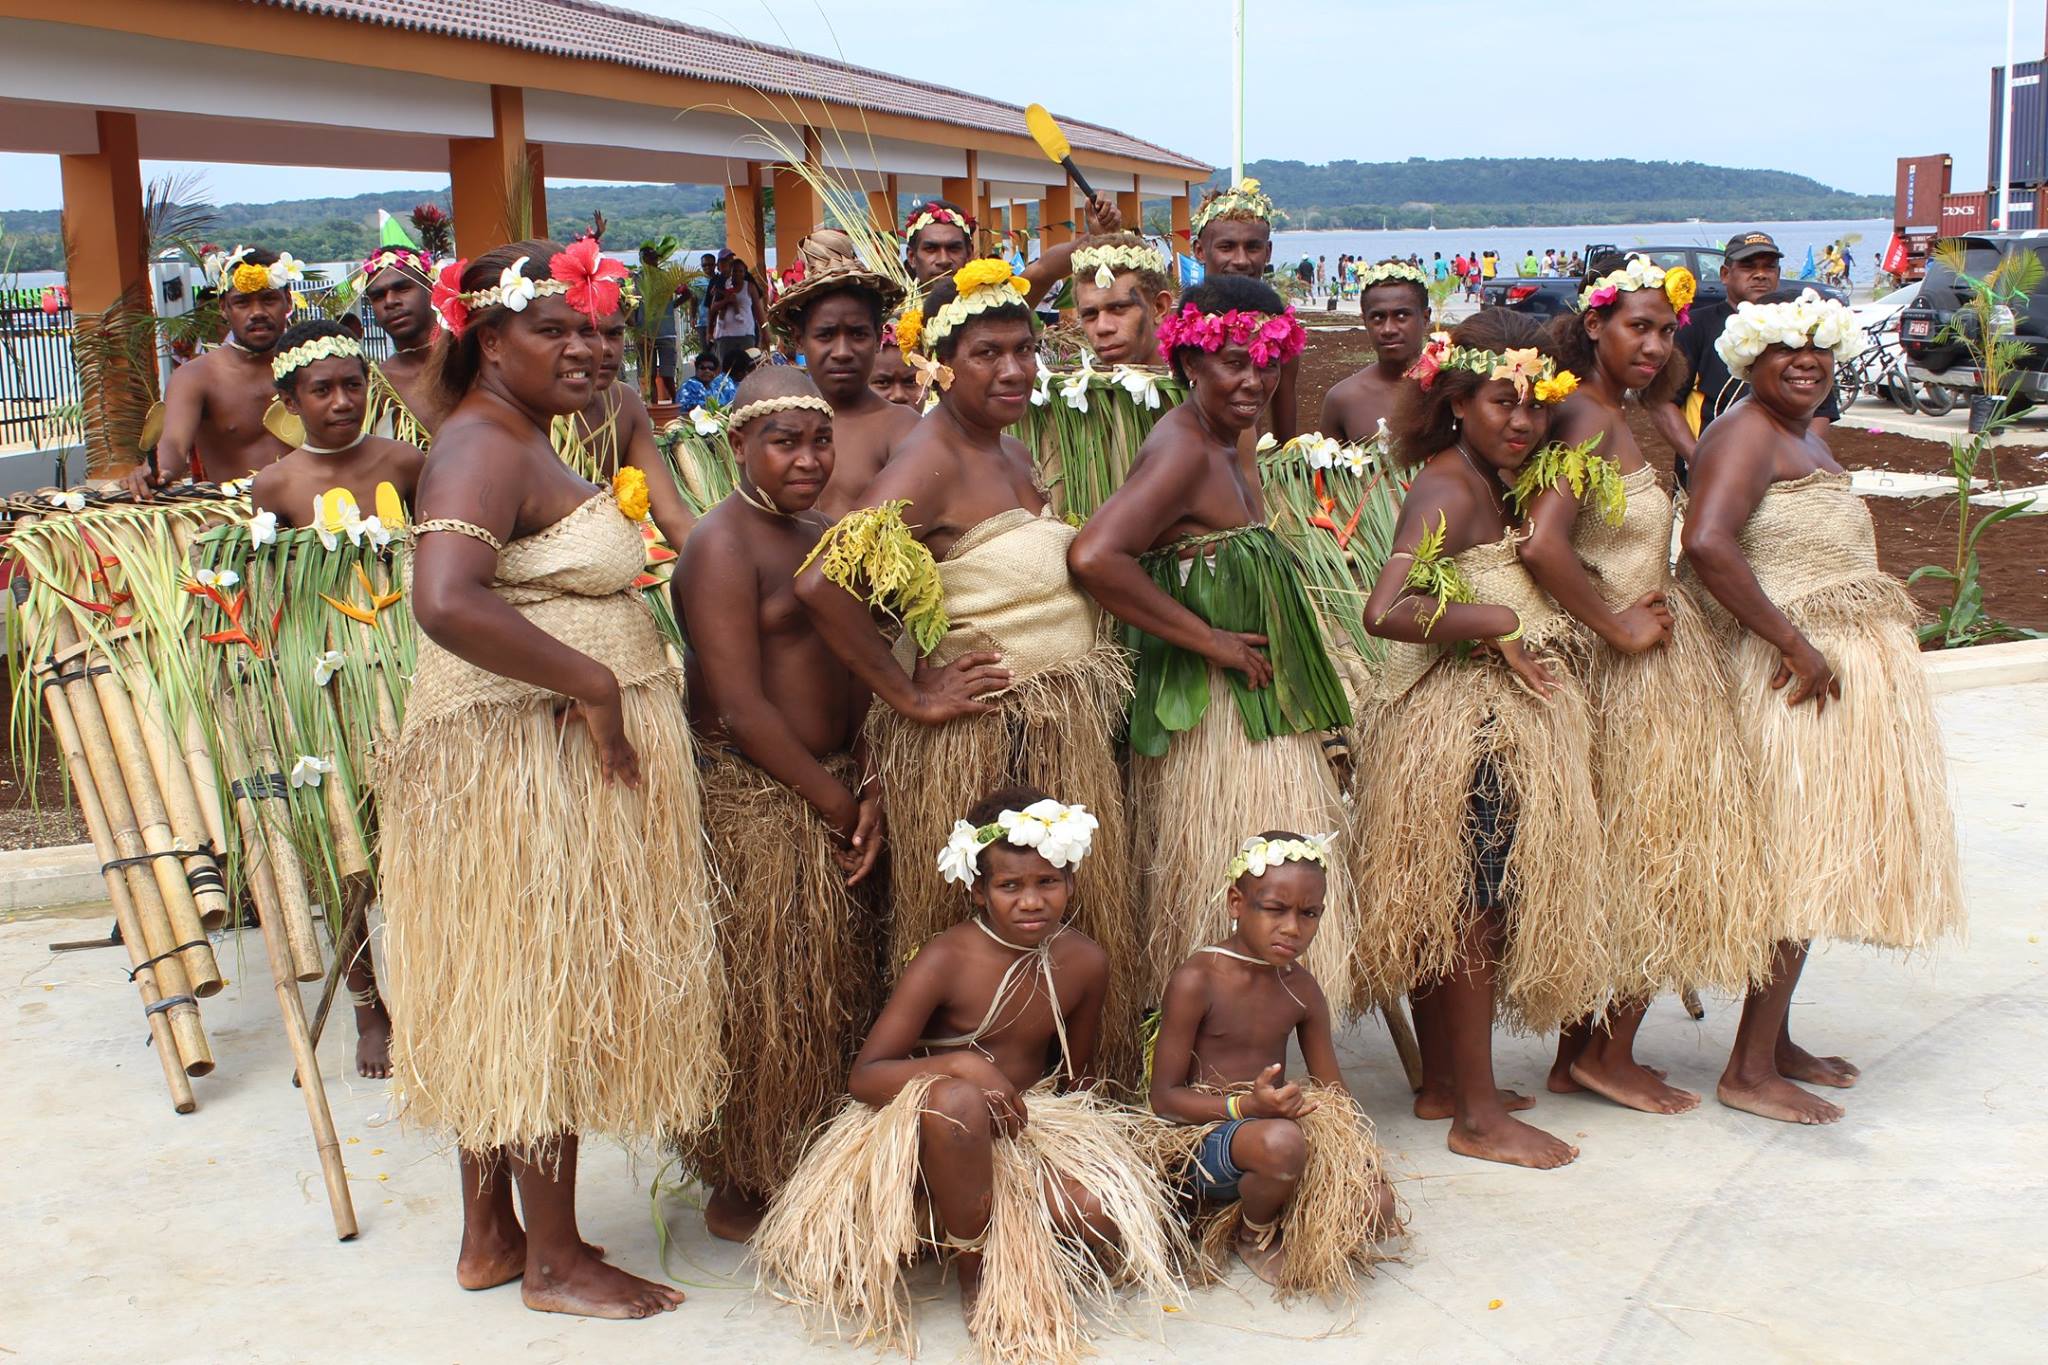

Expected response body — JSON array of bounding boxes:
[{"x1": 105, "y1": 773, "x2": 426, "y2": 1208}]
[{"x1": 1272, "y1": 218, "x2": 1894, "y2": 285}]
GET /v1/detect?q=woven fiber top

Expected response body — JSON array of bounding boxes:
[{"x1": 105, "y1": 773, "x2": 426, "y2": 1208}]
[
  {"x1": 927, "y1": 507, "x2": 1099, "y2": 679},
  {"x1": 1737, "y1": 470, "x2": 1883, "y2": 612},
  {"x1": 1573, "y1": 462, "x2": 1672, "y2": 611}
]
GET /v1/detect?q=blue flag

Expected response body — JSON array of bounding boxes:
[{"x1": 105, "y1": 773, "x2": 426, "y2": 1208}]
[
  {"x1": 1798, "y1": 246, "x2": 1816, "y2": 280},
  {"x1": 1179, "y1": 253, "x2": 1205, "y2": 288}
]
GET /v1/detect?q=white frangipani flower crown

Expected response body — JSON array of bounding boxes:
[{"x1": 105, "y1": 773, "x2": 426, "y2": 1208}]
[
  {"x1": 1227, "y1": 832, "x2": 1335, "y2": 886},
  {"x1": 937, "y1": 799, "x2": 1099, "y2": 888}
]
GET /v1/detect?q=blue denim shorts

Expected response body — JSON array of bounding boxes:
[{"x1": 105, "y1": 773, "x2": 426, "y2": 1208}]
[{"x1": 1191, "y1": 1118, "x2": 1252, "y2": 1202}]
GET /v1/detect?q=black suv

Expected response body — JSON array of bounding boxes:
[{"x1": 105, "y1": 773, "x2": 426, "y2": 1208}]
[{"x1": 1898, "y1": 230, "x2": 2048, "y2": 398}]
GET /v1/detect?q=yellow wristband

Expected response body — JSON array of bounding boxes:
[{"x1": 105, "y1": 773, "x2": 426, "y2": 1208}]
[
  {"x1": 1226, "y1": 1094, "x2": 1243, "y2": 1120},
  {"x1": 1495, "y1": 614, "x2": 1524, "y2": 643}
]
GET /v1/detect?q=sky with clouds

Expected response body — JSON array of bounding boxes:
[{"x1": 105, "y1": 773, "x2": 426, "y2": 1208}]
[{"x1": 0, "y1": 0, "x2": 2030, "y2": 210}]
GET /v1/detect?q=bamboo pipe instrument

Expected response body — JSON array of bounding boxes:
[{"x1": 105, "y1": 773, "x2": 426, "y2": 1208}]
[
  {"x1": 222, "y1": 684, "x2": 326, "y2": 982},
  {"x1": 64, "y1": 623, "x2": 222, "y2": 996},
  {"x1": 229, "y1": 762, "x2": 359, "y2": 1241},
  {"x1": 127, "y1": 666, "x2": 232, "y2": 931},
  {"x1": 47, "y1": 624, "x2": 215, "y2": 1075},
  {"x1": 12, "y1": 570, "x2": 201, "y2": 1107}
]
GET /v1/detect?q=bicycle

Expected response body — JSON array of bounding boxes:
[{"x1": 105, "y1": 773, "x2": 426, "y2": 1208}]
[{"x1": 1838, "y1": 319, "x2": 1956, "y2": 416}]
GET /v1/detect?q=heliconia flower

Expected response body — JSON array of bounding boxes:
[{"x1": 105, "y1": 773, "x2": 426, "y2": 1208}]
[
  {"x1": 312, "y1": 650, "x2": 346, "y2": 687},
  {"x1": 249, "y1": 510, "x2": 279, "y2": 547},
  {"x1": 288, "y1": 754, "x2": 334, "y2": 789}
]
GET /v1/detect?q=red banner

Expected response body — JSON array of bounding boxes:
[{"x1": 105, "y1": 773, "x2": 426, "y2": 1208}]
[{"x1": 1883, "y1": 234, "x2": 1909, "y2": 275}]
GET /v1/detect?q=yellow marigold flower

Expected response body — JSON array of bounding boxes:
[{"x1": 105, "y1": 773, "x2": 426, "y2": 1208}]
[
  {"x1": 1664, "y1": 266, "x2": 1697, "y2": 313},
  {"x1": 894, "y1": 307, "x2": 924, "y2": 355},
  {"x1": 231, "y1": 262, "x2": 273, "y2": 295},
  {"x1": 1534, "y1": 370, "x2": 1580, "y2": 405},
  {"x1": 612, "y1": 466, "x2": 650, "y2": 521},
  {"x1": 952, "y1": 259, "x2": 1017, "y2": 294}
]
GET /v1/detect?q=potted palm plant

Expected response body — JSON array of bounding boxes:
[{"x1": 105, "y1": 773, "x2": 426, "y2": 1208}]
[
  {"x1": 627, "y1": 236, "x2": 699, "y2": 425},
  {"x1": 1931, "y1": 239, "x2": 2041, "y2": 436}
]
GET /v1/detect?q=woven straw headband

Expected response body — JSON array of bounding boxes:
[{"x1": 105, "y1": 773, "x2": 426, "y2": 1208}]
[{"x1": 725, "y1": 394, "x2": 834, "y2": 430}]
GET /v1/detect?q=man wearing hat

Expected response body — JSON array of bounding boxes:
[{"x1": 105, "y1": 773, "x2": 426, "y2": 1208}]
[
  {"x1": 1651, "y1": 231, "x2": 1839, "y2": 483},
  {"x1": 769, "y1": 228, "x2": 919, "y2": 518}
]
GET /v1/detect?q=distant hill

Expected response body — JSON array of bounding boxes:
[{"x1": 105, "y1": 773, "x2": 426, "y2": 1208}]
[
  {"x1": 1, "y1": 156, "x2": 1894, "y2": 275},
  {"x1": 1200, "y1": 158, "x2": 1891, "y2": 230}
]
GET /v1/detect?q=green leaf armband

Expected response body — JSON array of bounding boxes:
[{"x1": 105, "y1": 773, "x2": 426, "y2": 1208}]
[
  {"x1": 798, "y1": 500, "x2": 949, "y2": 655},
  {"x1": 1509, "y1": 434, "x2": 1627, "y2": 526},
  {"x1": 1376, "y1": 510, "x2": 1475, "y2": 637}
]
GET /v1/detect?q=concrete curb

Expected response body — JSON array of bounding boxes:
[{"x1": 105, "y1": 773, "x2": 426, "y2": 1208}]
[
  {"x1": 0, "y1": 643, "x2": 2042, "y2": 913},
  {"x1": 0, "y1": 842, "x2": 102, "y2": 915}
]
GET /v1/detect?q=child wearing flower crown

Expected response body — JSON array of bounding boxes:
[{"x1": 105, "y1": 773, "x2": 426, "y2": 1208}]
[
  {"x1": 1148, "y1": 831, "x2": 1400, "y2": 1296},
  {"x1": 754, "y1": 785, "x2": 1182, "y2": 1365}
]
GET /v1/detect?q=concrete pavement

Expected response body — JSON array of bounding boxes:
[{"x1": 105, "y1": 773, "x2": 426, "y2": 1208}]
[{"x1": 3, "y1": 682, "x2": 2045, "y2": 1364}]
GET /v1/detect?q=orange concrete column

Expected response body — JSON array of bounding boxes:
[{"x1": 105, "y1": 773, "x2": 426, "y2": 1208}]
[
  {"x1": 1011, "y1": 201, "x2": 1035, "y2": 256},
  {"x1": 58, "y1": 111, "x2": 147, "y2": 313},
  {"x1": 1042, "y1": 183, "x2": 1075, "y2": 249},
  {"x1": 774, "y1": 161, "x2": 819, "y2": 277},
  {"x1": 1171, "y1": 192, "x2": 1192, "y2": 256},
  {"x1": 449, "y1": 84, "x2": 530, "y2": 255},
  {"x1": 1118, "y1": 191, "x2": 1143, "y2": 234},
  {"x1": 942, "y1": 149, "x2": 977, "y2": 216},
  {"x1": 525, "y1": 142, "x2": 549, "y2": 237},
  {"x1": 724, "y1": 164, "x2": 763, "y2": 269},
  {"x1": 867, "y1": 188, "x2": 894, "y2": 236}
]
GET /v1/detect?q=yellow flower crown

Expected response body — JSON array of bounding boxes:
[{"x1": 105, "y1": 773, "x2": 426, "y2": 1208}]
[
  {"x1": 917, "y1": 260, "x2": 1032, "y2": 354},
  {"x1": 271, "y1": 333, "x2": 364, "y2": 383},
  {"x1": 1072, "y1": 241, "x2": 1170, "y2": 290},
  {"x1": 1226, "y1": 833, "x2": 1334, "y2": 885}
]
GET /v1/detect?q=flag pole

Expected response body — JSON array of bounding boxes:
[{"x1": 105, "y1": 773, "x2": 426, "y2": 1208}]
[
  {"x1": 1232, "y1": 0, "x2": 1245, "y2": 184},
  {"x1": 1998, "y1": 0, "x2": 2016, "y2": 228}
]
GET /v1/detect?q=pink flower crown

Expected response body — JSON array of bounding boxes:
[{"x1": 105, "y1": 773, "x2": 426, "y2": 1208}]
[
  {"x1": 1155, "y1": 303, "x2": 1307, "y2": 369},
  {"x1": 360, "y1": 246, "x2": 436, "y2": 287}
]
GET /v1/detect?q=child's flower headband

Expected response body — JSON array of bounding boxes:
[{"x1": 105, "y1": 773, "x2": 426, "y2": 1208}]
[
  {"x1": 1580, "y1": 256, "x2": 1697, "y2": 324},
  {"x1": 917, "y1": 259, "x2": 1033, "y2": 354},
  {"x1": 937, "y1": 799, "x2": 1099, "y2": 888},
  {"x1": 1072, "y1": 241, "x2": 1169, "y2": 290},
  {"x1": 1192, "y1": 177, "x2": 1278, "y2": 236},
  {"x1": 1156, "y1": 302, "x2": 1306, "y2": 369},
  {"x1": 271, "y1": 333, "x2": 363, "y2": 383},
  {"x1": 1227, "y1": 833, "x2": 1334, "y2": 885},
  {"x1": 1407, "y1": 332, "x2": 1578, "y2": 404},
  {"x1": 1356, "y1": 260, "x2": 1431, "y2": 291},
  {"x1": 1713, "y1": 288, "x2": 1864, "y2": 382}
]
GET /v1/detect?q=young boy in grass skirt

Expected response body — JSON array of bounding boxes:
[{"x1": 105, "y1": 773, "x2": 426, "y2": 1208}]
[
  {"x1": 1069, "y1": 275, "x2": 1356, "y2": 1011},
  {"x1": 251, "y1": 316, "x2": 426, "y2": 1079},
  {"x1": 1148, "y1": 832, "x2": 1400, "y2": 1296},
  {"x1": 671, "y1": 368, "x2": 885, "y2": 1240},
  {"x1": 1355, "y1": 309, "x2": 1605, "y2": 1171},
  {"x1": 794, "y1": 260, "x2": 1144, "y2": 1087},
  {"x1": 1520, "y1": 256, "x2": 1773, "y2": 1116},
  {"x1": 1023, "y1": 233, "x2": 1186, "y2": 522},
  {"x1": 752, "y1": 787, "x2": 1183, "y2": 1365},
  {"x1": 377, "y1": 241, "x2": 721, "y2": 1318},
  {"x1": 1681, "y1": 289, "x2": 1963, "y2": 1126}
]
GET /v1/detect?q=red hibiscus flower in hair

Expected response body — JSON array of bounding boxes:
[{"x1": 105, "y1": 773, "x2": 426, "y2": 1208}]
[
  {"x1": 550, "y1": 236, "x2": 629, "y2": 322},
  {"x1": 1406, "y1": 332, "x2": 1452, "y2": 390},
  {"x1": 431, "y1": 258, "x2": 471, "y2": 337}
]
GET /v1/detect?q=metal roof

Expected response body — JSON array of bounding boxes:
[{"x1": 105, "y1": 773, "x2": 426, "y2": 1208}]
[{"x1": 249, "y1": 0, "x2": 1211, "y2": 175}]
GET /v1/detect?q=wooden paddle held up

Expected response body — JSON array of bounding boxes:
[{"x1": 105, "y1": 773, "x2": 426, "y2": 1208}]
[{"x1": 1026, "y1": 104, "x2": 1097, "y2": 204}]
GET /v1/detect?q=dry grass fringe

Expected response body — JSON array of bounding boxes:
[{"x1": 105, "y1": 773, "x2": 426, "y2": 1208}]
[
  {"x1": 1727, "y1": 578, "x2": 1965, "y2": 949},
  {"x1": 1133, "y1": 666, "x2": 1359, "y2": 1017},
  {"x1": 754, "y1": 1080, "x2": 1187, "y2": 1365},
  {"x1": 674, "y1": 749, "x2": 882, "y2": 1196},
  {"x1": 1145, "y1": 1081, "x2": 1400, "y2": 1301},
  {"x1": 1350, "y1": 650, "x2": 1608, "y2": 1033},
  {"x1": 376, "y1": 672, "x2": 726, "y2": 1148},
  {"x1": 869, "y1": 646, "x2": 1146, "y2": 1089}
]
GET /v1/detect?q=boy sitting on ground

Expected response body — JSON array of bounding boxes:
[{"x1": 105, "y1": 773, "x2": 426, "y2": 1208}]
[{"x1": 1149, "y1": 831, "x2": 1401, "y2": 1297}]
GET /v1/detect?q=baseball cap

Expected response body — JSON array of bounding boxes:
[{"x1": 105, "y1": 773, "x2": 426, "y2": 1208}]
[{"x1": 1724, "y1": 232, "x2": 1781, "y2": 262}]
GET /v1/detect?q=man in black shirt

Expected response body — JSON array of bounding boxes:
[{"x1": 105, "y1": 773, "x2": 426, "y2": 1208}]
[{"x1": 1651, "y1": 231, "x2": 1839, "y2": 484}]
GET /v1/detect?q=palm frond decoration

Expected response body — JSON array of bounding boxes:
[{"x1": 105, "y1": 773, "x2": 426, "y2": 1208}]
[{"x1": 1259, "y1": 431, "x2": 1407, "y2": 662}]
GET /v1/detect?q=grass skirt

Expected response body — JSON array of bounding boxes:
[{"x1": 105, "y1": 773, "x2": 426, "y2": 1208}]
[
  {"x1": 673, "y1": 749, "x2": 882, "y2": 1197},
  {"x1": 1350, "y1": 652, "x2": 1608, "y2": 1033},
  {"x1": 377, "y1": 671, "x2": 724, "y2": 1149},
  {"x1": 1726, "y1": 579, "x2": 1964, "y2": 947},
  {"x1": 1143, "y1": 1082, "x2": 1398, "y2": 1300},
  {"x1": 1578, "y1": 589, "x2": 1775, "y2": 999},
  {"x1": 1132, "y1": 665, "x2": 1357, "y2": 1015},
  {"x1": 869, "y1": 647, "x2": 1144, "y2": 1087},
  {"x1": 753, "y1": 1077, "x2": 1186, "y2": 1365}
]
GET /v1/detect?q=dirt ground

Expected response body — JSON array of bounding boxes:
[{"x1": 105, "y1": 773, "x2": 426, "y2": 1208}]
[
  {"x1": 1296, "y1": 330, "x2": 2048, "y2": 635},
  {"x1": 0, "y1": 667, "x2": 88, "y2": 850}
]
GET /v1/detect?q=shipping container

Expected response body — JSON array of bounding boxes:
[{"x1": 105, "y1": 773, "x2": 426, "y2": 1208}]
[
  {"x1": 1988, "y1": 60, "x2": 2048, "y2": 197},
  {"x1": 1942, "y1": 192, "x2": 1991, "y2": 235},
  {"x1": 1894, "y1": 154, "x2": 1954, "y2": 232}
]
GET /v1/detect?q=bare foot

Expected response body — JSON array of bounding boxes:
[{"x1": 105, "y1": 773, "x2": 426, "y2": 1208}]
[
  {"x1": 957, "y1": 1251, "x2": 984, "y2": 1325},
  {"x1": 354, "y1": 1001, "x2": 392, "y2": 1080},
  {"x1": 703, "y1": 1185, "x2": 766, "y2": 1243},
  {"x1": 1777, "y1": 1040, "x2": 1859, "y2": 1089},
  {"x1": 522, "y1": 1246, "x2": 683, "y2": 1319},
  {"x1": 1568, "y1": 1056, "x2": 1701, "y2": 1115},
  {"x1": 1414, "y1": 1087, "x2": 1533, "y2": 1120},
  {"x1": 1717, "y1": 1074, "x2": 1844, "y2": 1126},
  {"x1": 1447, "y1": 1113, "x2": 1579, "y2": 1169},
  {"x1": 457, "y1": 1223, "x2": 527, "y2": 1291},
  {"x1": 1235, "y1": 1230, "x2": 1286, "y2": 1286},
  {"x1": 1546, "y1": 1061, "x2": 1583, "y2": 1094}
]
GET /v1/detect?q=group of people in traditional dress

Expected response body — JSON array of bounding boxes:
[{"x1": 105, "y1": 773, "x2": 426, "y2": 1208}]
[{"x1": 107, "y1": 177, "x2": 1962, "y2": 1359}]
